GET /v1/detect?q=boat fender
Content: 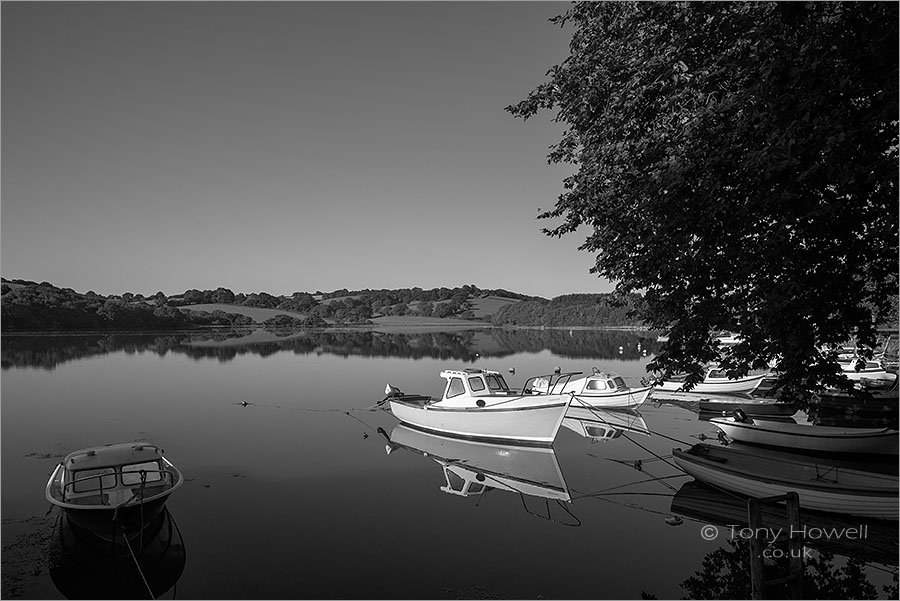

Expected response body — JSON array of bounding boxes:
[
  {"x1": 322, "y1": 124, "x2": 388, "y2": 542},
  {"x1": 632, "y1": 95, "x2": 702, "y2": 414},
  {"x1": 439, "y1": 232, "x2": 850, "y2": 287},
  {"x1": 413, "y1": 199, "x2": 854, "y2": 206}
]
[
  {"x1": 732, "y1": 408, "x2": 749, "y2": 423},
  {"x1": 665, "y1": 516, "x2": 683, "y2": 526}
]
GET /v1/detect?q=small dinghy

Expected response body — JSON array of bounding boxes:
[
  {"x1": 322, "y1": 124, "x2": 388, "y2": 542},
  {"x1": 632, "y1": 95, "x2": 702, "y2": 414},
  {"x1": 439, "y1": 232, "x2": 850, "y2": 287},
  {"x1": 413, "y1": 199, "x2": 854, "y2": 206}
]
[
  {"x1": 653, "y1": 365, "x2": 767, "y2": 394},
  {"x1": 384, "y1": 369, "x2": 575, "y2": 445},
  {"x1": 709, "y1": 413, "x2": 898, "y2": 456},
  {"x1": 45, "y1": 442, "x2": 184, "y2": 543},
  {"x1": 672, "y1": 443, "x2": 898, "y2": 519}
]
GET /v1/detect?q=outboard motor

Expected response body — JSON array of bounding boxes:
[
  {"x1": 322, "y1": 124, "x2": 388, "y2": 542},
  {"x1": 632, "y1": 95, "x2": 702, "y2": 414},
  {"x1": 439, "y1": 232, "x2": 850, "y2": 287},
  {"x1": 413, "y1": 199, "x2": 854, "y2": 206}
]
[{"x1": 731, "y1": 408, "x2": 749, "y2": 423}]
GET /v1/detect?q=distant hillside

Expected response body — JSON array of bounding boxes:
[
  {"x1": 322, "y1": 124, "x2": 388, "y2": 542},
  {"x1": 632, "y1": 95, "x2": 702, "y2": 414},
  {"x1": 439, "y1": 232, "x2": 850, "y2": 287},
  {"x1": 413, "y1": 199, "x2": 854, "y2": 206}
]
[
  {"x1": 491, "y1": 293, "x2": 646, "y2": 328},
  {"x1": 0, "y1": 280, "x2": 541, "y2": 332}
]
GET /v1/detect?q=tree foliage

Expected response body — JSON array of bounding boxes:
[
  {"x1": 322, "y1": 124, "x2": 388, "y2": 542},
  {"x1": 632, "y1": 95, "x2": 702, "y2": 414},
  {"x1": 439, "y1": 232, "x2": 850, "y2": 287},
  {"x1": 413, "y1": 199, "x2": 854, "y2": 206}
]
[{"x1": 508, "y1": 2, "x2": 899, "y2": 395}]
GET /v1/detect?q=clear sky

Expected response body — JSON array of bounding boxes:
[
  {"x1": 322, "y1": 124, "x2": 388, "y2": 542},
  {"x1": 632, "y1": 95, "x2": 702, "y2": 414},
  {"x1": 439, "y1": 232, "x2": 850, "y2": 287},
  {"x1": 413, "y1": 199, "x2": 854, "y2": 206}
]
[{"x1": 2, "y1": 1, "x2": 611, "y2": 299}]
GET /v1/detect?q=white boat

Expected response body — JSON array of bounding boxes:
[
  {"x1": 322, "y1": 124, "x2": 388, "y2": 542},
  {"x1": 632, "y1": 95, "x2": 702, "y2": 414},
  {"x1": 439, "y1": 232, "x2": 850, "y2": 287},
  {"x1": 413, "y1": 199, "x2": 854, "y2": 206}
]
[
  {"x1": 839, "y1": 358, "x2": 897, "y2": 383},
  {"x1": 384, "y1": 424, "x2": 570, "y2": 501},
  {"x1": 385, "y1": 369, "x2": 575, "y2": 445},
  {"x1": 672, "y1": 443, "x2": 898, "y2": 519},
  {"x1": 45, "y1": 442, "x2": 184, "y2": 544},
  {"x1": 562, "y1": 406, "x2": 650, "y2": 441},
  {"x1": 547, "y1": 368, "x2": 652, "y2": 408},
  {"x1": 653, "y1": 365, "x2": 767, "y2": 394},
  {"x1": 709, "y1": 415, "x2": 898, "y2": 455}
]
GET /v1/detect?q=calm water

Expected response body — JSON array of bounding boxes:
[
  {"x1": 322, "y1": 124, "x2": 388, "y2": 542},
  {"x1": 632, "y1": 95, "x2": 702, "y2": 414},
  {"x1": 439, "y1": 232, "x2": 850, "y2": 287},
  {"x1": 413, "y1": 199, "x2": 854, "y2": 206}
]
[{"x1": 2, "y1": 328, "x2": 897, "y2": 599}]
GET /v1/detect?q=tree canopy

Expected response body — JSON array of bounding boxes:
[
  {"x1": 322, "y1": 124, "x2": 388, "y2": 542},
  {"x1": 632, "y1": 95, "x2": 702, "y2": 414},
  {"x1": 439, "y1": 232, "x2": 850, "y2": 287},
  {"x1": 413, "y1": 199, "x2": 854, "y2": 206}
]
[{"x1": 508, "y1": 2, "x2": 899, "y2": 395}]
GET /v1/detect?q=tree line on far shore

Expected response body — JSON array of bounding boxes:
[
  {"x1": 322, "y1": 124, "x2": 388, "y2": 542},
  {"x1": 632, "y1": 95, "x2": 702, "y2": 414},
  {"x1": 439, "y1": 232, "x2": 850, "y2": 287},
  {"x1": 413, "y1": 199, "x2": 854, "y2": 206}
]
[{"x1": 0, "y1": 279, "x2": 646, "y2": 332}]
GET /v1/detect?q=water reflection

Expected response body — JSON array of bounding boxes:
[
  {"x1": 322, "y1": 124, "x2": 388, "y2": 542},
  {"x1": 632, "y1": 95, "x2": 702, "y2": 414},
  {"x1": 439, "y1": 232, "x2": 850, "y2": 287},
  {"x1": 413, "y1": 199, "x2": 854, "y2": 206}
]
[
  {"x1": 49, "y1": 508, "x2": 186, "y2": 599},
  {"x1": 382, "y1": 424, "x2": 577, "y2": 524},
  {"x1": 561, "y1": 407, "x2": 650, "y2": 442},
  {"x1": 671, "y1": 481, "x2": 899, "y2": 567},
  {"x1": 1, "y1": 328, "x2": 661, "y2": 370}
]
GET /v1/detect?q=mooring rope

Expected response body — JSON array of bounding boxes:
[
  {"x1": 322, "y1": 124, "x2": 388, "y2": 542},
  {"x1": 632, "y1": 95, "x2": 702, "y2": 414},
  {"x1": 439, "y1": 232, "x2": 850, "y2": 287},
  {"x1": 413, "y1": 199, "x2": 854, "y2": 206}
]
[{"x1": 121, "y1": 533, "x2": 155, "y2": 600}]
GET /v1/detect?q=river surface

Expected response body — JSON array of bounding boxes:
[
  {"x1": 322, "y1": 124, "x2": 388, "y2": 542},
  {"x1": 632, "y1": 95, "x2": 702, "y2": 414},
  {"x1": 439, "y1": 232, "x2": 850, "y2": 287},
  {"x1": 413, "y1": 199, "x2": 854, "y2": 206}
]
[{"x1": 2, "y1": 328, "x2": 897, "y2": 599}]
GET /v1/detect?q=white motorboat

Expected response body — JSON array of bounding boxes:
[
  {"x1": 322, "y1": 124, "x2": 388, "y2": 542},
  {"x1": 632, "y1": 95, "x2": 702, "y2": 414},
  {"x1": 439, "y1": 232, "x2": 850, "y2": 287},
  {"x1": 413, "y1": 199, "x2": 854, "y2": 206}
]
[
  {"x1": 709, "y1": 415, "x2": 898, "y2": 455},
  {"x1": 561, "y1": 406, "x2": 650, "y2": 441},
  {"x1": 45, "y1": 442, "x2": 184, "y2": 544},
  {"x1": 547, "y1": 368, "x2": 652, "y2": 408},
  {"x1": 672, "y1": 443, "x2": 898, "y2": 519},
  {"x1": 838, "y1": 358, "x2": 897, "y2": 383},
  {"x1": 384, "y1": 424, "x2": 570, "y2": 501},
  {"x1": 653, "y1": 365, "x2": 767, "y2": 394},
  {"x1": 384, "y1": 369, "x2": 576, "y2": 445}
]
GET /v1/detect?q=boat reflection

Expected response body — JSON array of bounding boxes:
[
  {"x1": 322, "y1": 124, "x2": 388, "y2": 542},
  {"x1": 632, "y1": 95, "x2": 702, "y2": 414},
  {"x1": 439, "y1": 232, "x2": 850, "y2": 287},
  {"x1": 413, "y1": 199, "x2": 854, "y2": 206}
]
[
  {"x1": 49, "y1": 508, "x2": 186, "y2": 599},
  {"x1": 561, "y1": 406, "x2": 650, "y2": 442},
  {"x1": 671, "y1": 480, "x2": 898, "y2": 567},
  {"x1": 382, "y1": 424, "x2": 571, "y2": 503}
]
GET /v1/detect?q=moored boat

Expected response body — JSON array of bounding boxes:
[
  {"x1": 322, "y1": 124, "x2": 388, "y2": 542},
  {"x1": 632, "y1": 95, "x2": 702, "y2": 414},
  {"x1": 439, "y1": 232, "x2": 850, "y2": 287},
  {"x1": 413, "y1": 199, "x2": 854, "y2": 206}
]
[
  {"x1": 45, "y1": 442, "x2": 184, "y2": 543},
  {"x1": 651, "y1": 390, "x2": 797, "y2": 417},
  {"x1": 838, "y1": 358, "x2": 897, "y2": 384},
  {"x1": 384, "y1": 369, "x2": 575, "y2": 445},
  {"x1": 709, "y1": 415, "x2": 898, "y2": 455},
  {"x1": 653, "y1": 365, "x2": 767, "y2": 394},
  {"x1": 551, "y1": 368, "x2": 652, "y2": 408},
  {"x1": 672, "y1": 443, "x2": 898, "y2": 519}
]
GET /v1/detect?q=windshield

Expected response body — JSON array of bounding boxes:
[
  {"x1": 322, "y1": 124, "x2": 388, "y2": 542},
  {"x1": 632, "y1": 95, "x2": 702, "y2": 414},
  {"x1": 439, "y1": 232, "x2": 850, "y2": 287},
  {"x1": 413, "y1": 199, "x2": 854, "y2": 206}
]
[{"x1": 485, "y1": 374, "x2": 509, "y2": 392}]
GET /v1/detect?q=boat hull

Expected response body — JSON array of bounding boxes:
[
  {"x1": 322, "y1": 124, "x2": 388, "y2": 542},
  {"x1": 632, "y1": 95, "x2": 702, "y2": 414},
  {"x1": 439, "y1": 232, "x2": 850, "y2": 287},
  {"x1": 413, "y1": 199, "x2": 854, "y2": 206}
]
[
  {"x1": 45, "y1": 458, "x2": 184, "y2": 545},
  {"x1": 655, "y1": 374, "x2": 766, "y2": 394},
  {"x1": 710, "y1": 418, "x2": 899, "y2": 455},
  {"x1": 389, "y1": 396, "x2": 570, "y2": 445},
  {"x1": 699, "y1": 399, "x2": 798, "y2": 417},
  {"x1": 569, "y1": 386, "x2": 652, "y2": 409},
  {"x1": 672, "y1": 444, "x2": 898, "y2": 519}
]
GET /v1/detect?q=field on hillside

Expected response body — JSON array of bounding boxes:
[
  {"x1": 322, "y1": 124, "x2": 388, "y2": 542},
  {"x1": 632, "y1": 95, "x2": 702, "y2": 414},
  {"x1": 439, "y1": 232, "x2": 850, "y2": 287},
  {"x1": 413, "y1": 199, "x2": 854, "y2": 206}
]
[
  {"x1": 467, "y1": 295, "x2": 520, "y2": 318},
  {"x1": 180, "y1": 304, "x2": 305, "y2": 322}
]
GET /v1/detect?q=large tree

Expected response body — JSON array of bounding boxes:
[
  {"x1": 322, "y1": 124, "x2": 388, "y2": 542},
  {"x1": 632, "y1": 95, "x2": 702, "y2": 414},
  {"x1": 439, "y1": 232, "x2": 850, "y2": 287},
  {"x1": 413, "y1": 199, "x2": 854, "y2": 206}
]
[{"x1": 508, "y1": 2, "x2": 898, "y2": 396}]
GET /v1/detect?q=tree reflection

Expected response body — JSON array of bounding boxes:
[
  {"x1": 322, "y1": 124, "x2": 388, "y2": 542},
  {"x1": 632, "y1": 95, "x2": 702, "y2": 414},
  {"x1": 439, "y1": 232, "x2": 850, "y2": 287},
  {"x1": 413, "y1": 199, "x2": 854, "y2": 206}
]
[
  {"x1": 1, "y1": 328, "x2": 661, "y2": 370},
  {"x1": 678, "y1": 538, "x2": 890, "y2": 600}
]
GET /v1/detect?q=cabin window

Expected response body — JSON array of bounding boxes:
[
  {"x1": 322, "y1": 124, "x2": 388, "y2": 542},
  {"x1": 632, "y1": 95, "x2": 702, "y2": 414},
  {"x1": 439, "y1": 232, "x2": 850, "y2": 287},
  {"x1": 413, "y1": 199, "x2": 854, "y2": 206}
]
[
  {"x1": 485, "y1": 375, "x2": 508, "y2": 392},
  {"x1": 586, "y1": 426, "x2": 616, "y2": 439},
  {"x1": 122, "y1": 461, "x2": 163, "y2": 485},
  {"x1": 586, "y1": 379, "x2": 608, "y2": 391},
  {"x1": 612, "y1": 377, "x2": 626, "y2": 388},
  {"x1": 447, "y1": 377, "x2": 465, "y2": 398},
  {"x1": 71, "y1": 467, "x2": 116, "y2": 493},
  {"x1": 468, "y1": 377, "x2": 486, "y2": 392},
  {"x1": 708, "y1": 369, "x2": 726, "y2": 379},
  {"x1": 445, "y1": 470, "x2": 466, "y2": 491}
]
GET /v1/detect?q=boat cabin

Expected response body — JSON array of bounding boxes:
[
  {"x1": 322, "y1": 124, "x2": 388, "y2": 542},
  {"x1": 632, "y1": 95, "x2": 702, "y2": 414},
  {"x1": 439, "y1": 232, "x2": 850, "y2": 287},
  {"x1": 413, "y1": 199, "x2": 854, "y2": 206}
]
[
  {"x1": 438, "y1": 369, "x2": 514, "y2": 405},
  {"x1": 579, "y1": 372, "x2": 628, "y2": 393},
  {"x1": 58, "y1": 443, "x2": 176, "y2": 506}
]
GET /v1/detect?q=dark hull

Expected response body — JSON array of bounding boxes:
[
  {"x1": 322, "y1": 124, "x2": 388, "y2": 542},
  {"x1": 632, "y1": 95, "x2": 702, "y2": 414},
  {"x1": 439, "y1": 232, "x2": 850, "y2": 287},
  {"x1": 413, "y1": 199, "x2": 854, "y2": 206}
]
[
  {"x1": 51, "y1": 510, "x2": 186, "y2": 599},
  {"x1": 62, "y1": 493, "x2": 173, "y2": 545},
  {"x1": 699, "y1": 401, "x2": 798, "y2": 416}
]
